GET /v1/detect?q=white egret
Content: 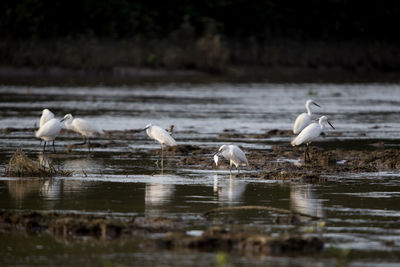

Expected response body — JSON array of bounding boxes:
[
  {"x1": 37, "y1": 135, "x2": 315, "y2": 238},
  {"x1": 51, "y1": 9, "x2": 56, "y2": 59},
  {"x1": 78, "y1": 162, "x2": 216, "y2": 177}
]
[
  {"x1": 35, "y1": 118, "x2": 62, "y2": 152},
  {"x1": 293, "y1": 99, "x2": 321, "y2": 134},
  {"x1": 40, "y1": 109, "x2": 55, "y2": 127},
  {"x1": 215, "y1": 145, "x2": 249, "y2": 174},
  {"x1": 291, "y1": 115, "x2": 334, "y2": 162},
  {"x1": 144, "y1": 124, "x2": 177, "y2": 161},
  {"x1": 61, "y1": 114, "x2": 103, "y2": 152},
  {"x1": 39, "y1": 109, "x2": 55, "y2": 146}
]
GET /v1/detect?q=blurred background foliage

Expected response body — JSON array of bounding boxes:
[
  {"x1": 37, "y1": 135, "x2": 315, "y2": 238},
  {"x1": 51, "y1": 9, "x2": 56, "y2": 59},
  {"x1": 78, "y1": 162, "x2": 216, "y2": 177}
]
[
  {"x1": 0, "y1": 0, "x2": 399, "y2": 74},
  {"x1": 1, "y1": 0, "x2": 399, "y2": 41}
]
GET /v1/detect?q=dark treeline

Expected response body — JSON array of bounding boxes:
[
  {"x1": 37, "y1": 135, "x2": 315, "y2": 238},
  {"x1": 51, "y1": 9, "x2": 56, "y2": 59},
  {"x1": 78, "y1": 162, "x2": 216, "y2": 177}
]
[
  {"x1": 1, "y1": 0, "x2": 399, "y2": 41},
  {"x1": 1, "y1": 0, "x2": 400, "y2": 77}
]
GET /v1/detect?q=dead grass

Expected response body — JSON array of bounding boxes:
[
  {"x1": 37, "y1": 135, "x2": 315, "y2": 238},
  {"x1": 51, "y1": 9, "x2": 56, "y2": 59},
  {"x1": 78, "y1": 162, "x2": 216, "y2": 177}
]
[{"x1": 6, "y1": 148, "x2": 72, "y2": 177}]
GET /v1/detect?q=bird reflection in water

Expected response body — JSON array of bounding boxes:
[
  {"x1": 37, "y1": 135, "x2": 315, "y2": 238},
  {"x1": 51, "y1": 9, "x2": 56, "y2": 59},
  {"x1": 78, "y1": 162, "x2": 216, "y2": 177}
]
[
  {"x1": 290, "y1": 184, "x2": 323, "y2": 218},
  {"x1": 7, "y1": 178, "x2": 61, "y2": 207},
  {"x1": 213, "y1": 174, "x2": 246, "y2": 204},
  {"x1": 145, "y1": 174, "x2": 175, "y2": 216}
]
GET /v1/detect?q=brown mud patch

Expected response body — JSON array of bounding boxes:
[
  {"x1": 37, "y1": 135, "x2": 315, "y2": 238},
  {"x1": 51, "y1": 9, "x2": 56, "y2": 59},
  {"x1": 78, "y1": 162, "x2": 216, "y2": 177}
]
[
  {"x1": 165, "y1": 144, "x2": 400, "y2": 181},
  {"x1": 152, "y1": 226, "x2": 323, "y2": 255},
  {"x1": 0, "y1": 210, "x2": 323, "y2": 255}
]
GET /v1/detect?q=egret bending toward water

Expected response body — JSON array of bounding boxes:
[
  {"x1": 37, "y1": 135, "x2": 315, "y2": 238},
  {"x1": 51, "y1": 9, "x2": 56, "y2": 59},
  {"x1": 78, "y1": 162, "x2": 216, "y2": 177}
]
[
  {"x1": 291, "y1": 115, "x2": 334, "y2": 162},
  {"x1": 35, "y1": 118, "x2": 62, "y2": 152},
  {"x1": 62, "y1": 114, "x2": 103, "y2": 152},
  {"x1": 214, "y1": 145, "x2": 249, "y2": 174},
  {"x1": 293, "y1": 99, "x2": 321, "y2": 134}
]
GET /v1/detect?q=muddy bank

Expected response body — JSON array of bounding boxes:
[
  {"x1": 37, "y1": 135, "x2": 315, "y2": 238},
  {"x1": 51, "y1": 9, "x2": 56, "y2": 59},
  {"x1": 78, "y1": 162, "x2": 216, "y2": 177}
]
[
  {"x1": 152, "y1": 226, "x2": 323, "y2": 255},
  {"x1": 1, "y1": 38, "x2": 400, "y2": 84},
  {"x1": 162, "y1": 143, "x2": 400, "y2": 180},
  {"x1": 0, "y1": 210, "x2": 323, "y2": 255},
  {"x1": 3, "y1": 127, "x2": 400, "y2": 180}
]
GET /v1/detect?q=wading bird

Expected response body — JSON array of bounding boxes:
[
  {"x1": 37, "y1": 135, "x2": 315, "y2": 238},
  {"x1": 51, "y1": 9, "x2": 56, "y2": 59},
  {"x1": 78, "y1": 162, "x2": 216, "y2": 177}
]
[
  {"x1": 35, "y1": 118, "x2": 62, "y2": 152},
  {"x1": 144, "y1": 124, "x2": 177, "y2": 162},
  {"x1": 214, "y1": 145, "x2": 249, "y2": 174},
  {"x1": 293, "y1": 99, "x2": 321, "y2": 134},
  {"x1": 291, "y1": 115, "x2": 334, "y2": 163},
  {"x1": 40, "y1": 109, "x2": 54, "y2": 127},
  {"x1": 39, "y1": 109, "x2": 55, "y2": 145},
  {"x1": 62, "y1": 114, "x2": 103, "y2": 152}
]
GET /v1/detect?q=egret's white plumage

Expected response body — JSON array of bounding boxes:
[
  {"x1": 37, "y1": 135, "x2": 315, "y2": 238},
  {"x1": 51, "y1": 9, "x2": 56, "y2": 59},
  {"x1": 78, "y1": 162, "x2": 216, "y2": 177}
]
[
  {"x1": 39, "y1": 109, "x2": 55, "y2": 128},
  {"x1": 291, "y1": 115, "x2": 334, "y2": 162},
  {"x1": 62, "y1": 114, "x2": 103, "y2": 137},
  {"x1": 214, "y1": 154, "x2": 219, "y2": 166},
  {"x1": 35, "y1": 118, "x2": 62, "y2": 152},
  {"x1": 216, "y1": 145, "x2": 249, "y2": 173},
  {"x1": 145, "y1": 124, "x2": 177, "y2": 147},
  {"x1": 293, "y1": 99, "x2": 320, "y2": 134},
  {"x1": 62, "y1": 114, "x2": 103, "y2": 151}
]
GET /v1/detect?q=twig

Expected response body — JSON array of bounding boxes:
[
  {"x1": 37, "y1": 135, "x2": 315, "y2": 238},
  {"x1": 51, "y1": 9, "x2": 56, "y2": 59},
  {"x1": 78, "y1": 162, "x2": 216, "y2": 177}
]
[{"x1": 203, "y1": 205, "x2": 322, "y2": 220}]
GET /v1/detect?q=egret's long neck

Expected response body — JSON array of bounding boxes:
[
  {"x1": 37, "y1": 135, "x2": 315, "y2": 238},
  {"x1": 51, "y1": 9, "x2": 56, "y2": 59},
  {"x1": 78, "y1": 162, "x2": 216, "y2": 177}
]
[
  {"x1": 319, "y1": 120, "x2": 326, "y2": 131},
  {"x1": 64, "y1": 118, "x2": 72, "y2": 128},
  {"x1": 306, "y1": 102, "x2": 312, "y2": 115}
]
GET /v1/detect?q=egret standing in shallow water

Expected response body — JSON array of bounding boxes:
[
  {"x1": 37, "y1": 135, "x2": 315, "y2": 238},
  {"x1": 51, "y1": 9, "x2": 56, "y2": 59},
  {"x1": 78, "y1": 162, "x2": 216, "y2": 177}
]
[
  {"x1": 35, "y1": 118, "x2": 62, "y2": 152},
  {"x1": 62, "y1": 114, "x2": 103, "y2": 152},
  {"x1": 293, "y1": 99, "x2": 321, "y2": 134},
  {"x1": 214, "y1": 145, "x2": 249, "y2": 174},
  {"x1": 39, "y1": 109, "x2": 55, "y2": 146},
  {"x1": 144, "y1": 124, "x2": 177, "y2": 164},
  {"x1": 291, "y1": 115, "x2": 335, "y2": 162},
  {"x1": 40, "y1": 109, "x2": 54, "y2": 128}
]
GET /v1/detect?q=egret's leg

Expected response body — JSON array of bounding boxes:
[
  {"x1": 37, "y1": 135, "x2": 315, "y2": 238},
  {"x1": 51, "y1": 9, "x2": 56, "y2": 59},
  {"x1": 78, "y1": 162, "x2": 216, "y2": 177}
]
[
  {"x1": 43, "y1": 141, "x2": 47, "y2": 152},
  {"x1": 305, "y1": 144, "x2": 311, "y2": 163},
  {"x1": 52, "y1": 140, "x2": 56, "y2": 153},
  {"x1": 76, "y1": 136, "x2": 87, "y2": 146},
  {"x1": 88, "y1": 138, "x2": 91, "y2": 153},
  {"x1": 229, "y1": 161, "x2": 232, "y2": 174},
  {"x1": 237, "y1": 165, "x2": 240, "y2": 174},
  {"x1": 161, "y1": 144, "x2": 164, "y2": 169}
]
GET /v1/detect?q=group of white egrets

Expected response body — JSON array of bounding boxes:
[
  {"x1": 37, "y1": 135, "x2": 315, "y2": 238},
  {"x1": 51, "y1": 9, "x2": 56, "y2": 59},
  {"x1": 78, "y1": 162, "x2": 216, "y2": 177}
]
[
  {"x1": 213, "y1": 99, "x2": 334, "y2": 172},
  {"x1": 35, "y1": 109, "x2": 103, "y2": 152},
  {"x1": 35, "y1": 99, "x2": 333, "y2": 173}
]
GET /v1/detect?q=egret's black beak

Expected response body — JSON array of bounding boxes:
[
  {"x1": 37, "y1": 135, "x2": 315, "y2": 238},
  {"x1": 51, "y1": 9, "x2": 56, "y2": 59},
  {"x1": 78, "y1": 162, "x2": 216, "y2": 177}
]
[
  {"x1": 60, "y1": 117, "x2": 66, "y2": 122},
  {"x1": 328, "y1": 120, "x2": 335, "y2": 129},
  {"x1": 313, "y1": 102, "x2": 321, "y2": 107}
]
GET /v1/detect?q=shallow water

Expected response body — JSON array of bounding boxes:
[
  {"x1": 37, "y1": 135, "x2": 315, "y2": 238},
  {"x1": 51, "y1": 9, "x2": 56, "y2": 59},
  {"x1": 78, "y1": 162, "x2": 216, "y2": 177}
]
[{"x1": 1, "y1": 83, "x2": 400, "y2": 266}]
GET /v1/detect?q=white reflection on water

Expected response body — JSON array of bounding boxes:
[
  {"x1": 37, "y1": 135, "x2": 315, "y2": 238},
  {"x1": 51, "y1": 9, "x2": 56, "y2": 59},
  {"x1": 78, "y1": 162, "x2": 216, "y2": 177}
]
[
  {"x1": 144, "y1": 174, "x2": 176, "y2": 216},
  {"x1": 7, "y1": 179, "x2": 61, "y2": 207},
  {"x1": 3, "y1": 84, "x2": 400, "y2": 139},
  {"x1": 213, "y1": 174, "x2": 246, "y2": 204},
  {"x1": 290, "y1": 184, "x2": 323, "y2": 218}
]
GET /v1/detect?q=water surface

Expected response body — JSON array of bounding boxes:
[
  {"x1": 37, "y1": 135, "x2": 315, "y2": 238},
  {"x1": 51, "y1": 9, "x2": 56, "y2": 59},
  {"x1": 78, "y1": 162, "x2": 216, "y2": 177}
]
[{"x1": 1, "y1": 83, "x2": 400, "y2": 266}]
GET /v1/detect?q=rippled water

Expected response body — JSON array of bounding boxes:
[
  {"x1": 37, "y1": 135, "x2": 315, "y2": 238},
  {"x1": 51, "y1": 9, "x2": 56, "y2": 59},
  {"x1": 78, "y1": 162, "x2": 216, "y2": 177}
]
[{"x1": 1, "y1": 83, "x2": 400, "y2": 266}]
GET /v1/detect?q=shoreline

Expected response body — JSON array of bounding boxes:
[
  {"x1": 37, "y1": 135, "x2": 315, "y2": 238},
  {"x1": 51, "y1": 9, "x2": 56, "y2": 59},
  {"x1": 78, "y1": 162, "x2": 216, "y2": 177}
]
[
  {"x1": 1, "y1": 38, "x2": 400, "y2": 85},
  {"x1": 0, "y1": 66, "x2": 399, "y2": 85}
]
